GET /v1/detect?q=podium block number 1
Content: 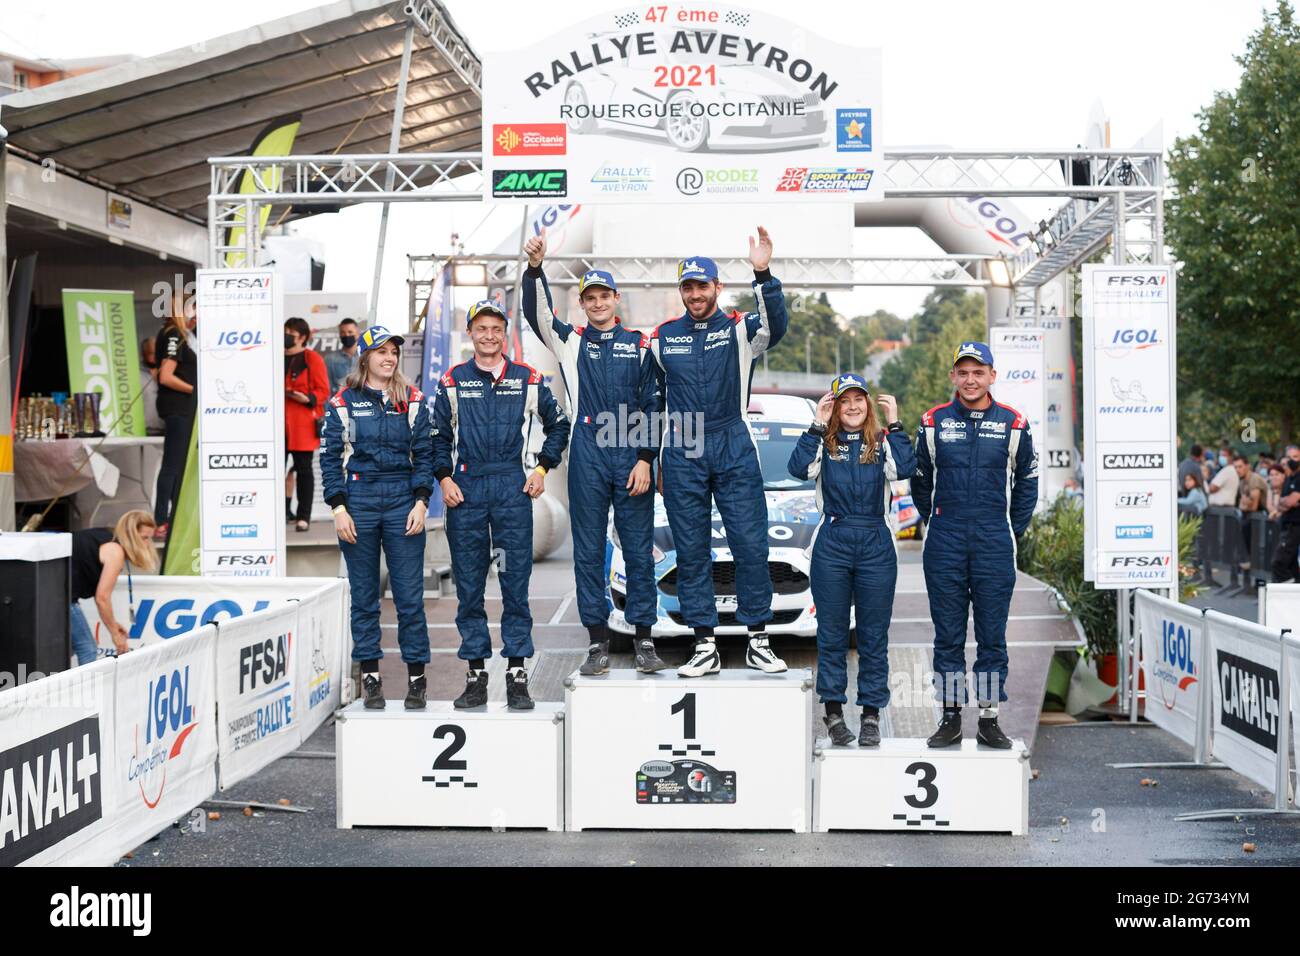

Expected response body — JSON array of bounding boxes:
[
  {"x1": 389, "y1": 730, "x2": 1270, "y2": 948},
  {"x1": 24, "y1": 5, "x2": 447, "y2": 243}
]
[
  {"x1": 637, "y1": 691, "x2": 737, "y2": 804},
  {"x1": 423, "y1": 724, "x2": 476, "y2": 789}
]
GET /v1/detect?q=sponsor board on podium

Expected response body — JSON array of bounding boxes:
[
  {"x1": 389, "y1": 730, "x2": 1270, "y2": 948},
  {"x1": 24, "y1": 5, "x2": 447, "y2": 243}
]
[
  {"x1": 565, "y1": 669, "x2": 813, "y2": 832},
  {"x1": 336, "y1": 701, "x2": 564, "y2": 831},
  {"x1": 813, "y1": 737, "x2": 1030, "y2": 834}
]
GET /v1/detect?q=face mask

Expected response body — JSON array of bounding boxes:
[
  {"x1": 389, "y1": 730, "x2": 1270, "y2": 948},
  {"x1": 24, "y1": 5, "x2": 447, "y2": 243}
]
[
  {"x1": 339, "y1": 334, "x2": 357, "y2": 349},
  {"x1": 285, "y1": 334, "x2": 297, "y2": 349},
  {"x1": 1218, "y1": 455, "x2": 1229, "y2": 467}
]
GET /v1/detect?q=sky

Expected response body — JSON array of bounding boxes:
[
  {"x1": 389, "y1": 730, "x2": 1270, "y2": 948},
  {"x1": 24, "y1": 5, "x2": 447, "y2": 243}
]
[{"x1": 0, "y1": 0, "x2": 1274, "y2": 327}]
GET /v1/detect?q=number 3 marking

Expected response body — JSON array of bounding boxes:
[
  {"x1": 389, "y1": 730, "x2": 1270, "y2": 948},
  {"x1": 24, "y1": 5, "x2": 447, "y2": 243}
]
[{"x1": 904, "y1": 761, "x2": 938, "y2": 808}]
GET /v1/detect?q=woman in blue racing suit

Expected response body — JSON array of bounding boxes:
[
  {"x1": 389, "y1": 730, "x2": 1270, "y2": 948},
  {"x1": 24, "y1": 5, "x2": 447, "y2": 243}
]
[
  {"x1": 787, "y1": 374, "x2": 916, "y2": 747},
  {"x1": 321, "y1": 326, "x2": 433, "y2": 712}
]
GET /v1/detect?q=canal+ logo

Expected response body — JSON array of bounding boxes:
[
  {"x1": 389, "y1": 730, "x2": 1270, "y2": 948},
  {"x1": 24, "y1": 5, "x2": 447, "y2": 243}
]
[
  {"x1": 129, "y1": 665, "x2": 199, "y2": 808},
  {"x1": 1153, "y1": 617, "x2": 1198, "y2": 710}
]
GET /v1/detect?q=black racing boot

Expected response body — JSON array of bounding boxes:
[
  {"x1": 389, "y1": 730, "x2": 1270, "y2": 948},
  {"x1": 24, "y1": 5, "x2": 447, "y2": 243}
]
[
  {"x1": 858, "y1": 712, "x2": 882, "y2": 747},
  {"x1": 823, "y1": 713, "x2": 855, "y2": 747},
  {"x1": 977, "y1": 716, "x2": 1013, "y2": 749},
  {"x1": 634, "y1": 637, "x2": 669, "y2": 673},
  {"x1": 404, "y1": 674, "x2": 427, "y2": 710},
  {"x1": 927, "y1": 709, "x2": 963, "y2": 748},
  {"x1": 579, "y1": 642, "x2": 610, "y2": 676},
  {"x1": 505, "y1": 667, "x2": 535, "y2": 710},
  {"x1": 453, "y1": 669, "x2": 489, "y2": 709},
  {"x1": 362, "y1": 672, "x2": 385, "y2": 710}
]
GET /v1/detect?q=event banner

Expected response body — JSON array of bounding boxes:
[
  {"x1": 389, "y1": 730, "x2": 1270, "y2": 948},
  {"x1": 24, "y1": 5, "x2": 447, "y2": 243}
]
[
  {"x1": 60, "y1": 289, "x2": 145, "y2": 438},
  {"x1": 0, "y1": 659, "x2": 119, "y2": 867},
  {"x1": 294, "y1": 583, "x2": 346, "y2": 739},
  {"x1": 215, "y1": 603, "x2": 300, "y2": 790},
  {"x1": 107, "y1": 627, "x2": 218, "y2": 857},
  {"x1": 482, "y1": 4, "x2": 883, "y2": 204},
  {"x1": 1081, "y1": 264, "x2": 1176, "y2": 589},
  {"x1": 1207, "y1": 611, "x2": 1283, "y2": 792},
  {"x1": 1135, "y1": 590, "x2": 1203, "y2": 750},
  {"x1": 1036, "y1": 274, "x2": 1077, "y2": 501},
  {"x1": 989, "y1": 327, "x2": 1047, "y2": 507},
  {"x1": 195, "y1": 269, "x2": 286, "y2": 578}
]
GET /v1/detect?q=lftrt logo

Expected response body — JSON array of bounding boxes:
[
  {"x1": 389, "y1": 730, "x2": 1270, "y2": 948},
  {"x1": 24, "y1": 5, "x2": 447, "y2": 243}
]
[{"x1": 50, "y1": 886, "x2": 151, "y2": 936}]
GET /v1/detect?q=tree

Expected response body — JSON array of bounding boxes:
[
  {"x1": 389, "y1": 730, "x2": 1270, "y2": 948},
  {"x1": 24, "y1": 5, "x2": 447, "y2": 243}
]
[
  {"x1": 729, "y1": 289, "x2": 843, "y2": 373},
  {"x1": 1166, "y1": 1, "x2": 1300, "y2": 441},
  {"x1": 875, "y1": 292, "x2": 985, "y2": 428},
  {"x1": 851, "y1": 309, "x2": 906, "y2": 342}
]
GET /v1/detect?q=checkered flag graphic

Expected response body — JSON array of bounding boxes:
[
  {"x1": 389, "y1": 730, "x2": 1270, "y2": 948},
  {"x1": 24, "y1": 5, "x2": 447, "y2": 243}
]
[
  {"x1": 614, "y1": 11, "x2": 640, "y2": 28},
  {"x1": 725, "y1": 11, "x2": 750, "y2": 26}
]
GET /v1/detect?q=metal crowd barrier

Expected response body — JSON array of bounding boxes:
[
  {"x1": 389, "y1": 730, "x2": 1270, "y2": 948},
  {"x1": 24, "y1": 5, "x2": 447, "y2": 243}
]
[{"x1": 1183, "y1": 506, "x2": 1279, "y2": 595}]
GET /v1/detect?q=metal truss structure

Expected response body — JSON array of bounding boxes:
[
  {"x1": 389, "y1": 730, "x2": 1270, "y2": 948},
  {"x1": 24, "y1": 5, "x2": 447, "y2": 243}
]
[{"x1": 207, "y1": 146, "x2": 1164, "y2": 323}]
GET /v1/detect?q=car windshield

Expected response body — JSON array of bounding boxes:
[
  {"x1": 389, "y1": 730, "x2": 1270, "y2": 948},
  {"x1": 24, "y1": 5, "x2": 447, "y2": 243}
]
[{"x1": 750, "y1": 422, "x2": 814, "y2": 491}]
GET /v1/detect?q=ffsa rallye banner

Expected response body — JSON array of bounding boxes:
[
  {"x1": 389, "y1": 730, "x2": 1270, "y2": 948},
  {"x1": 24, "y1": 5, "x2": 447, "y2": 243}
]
[{"x1": 483, "y1": 4, "x2": 883, "y2": 204}]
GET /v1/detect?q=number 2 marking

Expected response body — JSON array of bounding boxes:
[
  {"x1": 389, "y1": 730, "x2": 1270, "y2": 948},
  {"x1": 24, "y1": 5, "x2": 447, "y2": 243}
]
[
  {"x1": 432, "y1": 724, "x2": 467, "y2": 770},
  {"x1": 904, "y1": 761, "x2": 938, "y2": 808}
]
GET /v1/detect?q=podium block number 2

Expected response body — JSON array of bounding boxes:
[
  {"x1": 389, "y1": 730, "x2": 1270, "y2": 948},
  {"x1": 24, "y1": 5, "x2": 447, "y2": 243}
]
[{"x1": 423, "y1": 725, "x2": 476, "y2": 788}]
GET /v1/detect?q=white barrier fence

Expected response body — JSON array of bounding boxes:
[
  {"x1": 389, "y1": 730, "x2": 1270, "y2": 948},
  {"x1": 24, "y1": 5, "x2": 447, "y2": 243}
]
[
  {"x1": 1133, "y1": 588, "x2": 1299, "y2": 818},
  {"x1": 1, "y1": 579, "x2": 349, "y2": 866}
]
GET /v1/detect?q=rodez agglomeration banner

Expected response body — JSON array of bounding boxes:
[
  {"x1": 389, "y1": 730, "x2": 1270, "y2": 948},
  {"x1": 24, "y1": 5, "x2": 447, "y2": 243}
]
[{"x1": 483, "y1": 4, "x2": 884, "y2": 204}]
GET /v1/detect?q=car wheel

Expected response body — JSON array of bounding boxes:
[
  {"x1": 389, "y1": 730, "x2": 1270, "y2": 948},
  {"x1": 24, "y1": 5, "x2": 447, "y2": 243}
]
[
  {"x1": 563, "y1": 83, "x2": 596, "y2": 133},
  {"x1": 665, "y1": 91, "x2": 708, "y2": 152}
]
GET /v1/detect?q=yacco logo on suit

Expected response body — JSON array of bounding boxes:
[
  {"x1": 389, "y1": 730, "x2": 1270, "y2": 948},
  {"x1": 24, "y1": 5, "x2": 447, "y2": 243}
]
[
  {"x1": 127, "y1": 666, "x2": 198, "y2": 809},
  {"x1": 0, "y1": 718, "x2": 102, "y2": 866},
  {"x1": 1152, "y1": 618, "x2": 1197, "y2": 711},
  {"x1": 1217, "y1": 649, "x2": 1280, "y2": 750}
]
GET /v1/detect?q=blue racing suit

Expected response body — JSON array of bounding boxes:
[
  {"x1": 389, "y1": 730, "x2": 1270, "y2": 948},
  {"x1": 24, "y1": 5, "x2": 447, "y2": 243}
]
[
  {"x1": 788, "y1": 424, "x2": 916, "y2": 707},
  {"x1": 432, "y1": 360, "x2": 569, "y2": 661},
  {"x1": 649, "y1": 270, "x2": 788, "y2": 629},
  {"x1": 522, "y1": 266, "x2": 660, "y2": 632},
  {"x1": 322, "y1": 383, "x2": 434, "y2": 665},
  {"x1": 913, "y1": 395, "x2": 1038, "y2": 705}
]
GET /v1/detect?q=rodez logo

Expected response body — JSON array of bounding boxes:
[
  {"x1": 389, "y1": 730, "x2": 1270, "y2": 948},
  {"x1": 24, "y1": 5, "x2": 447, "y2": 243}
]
[
  {"x1": 492, "y1": 169, "x2": 567, "y2": 198},
  {"x1": 129, "y1": 666, "x2": 198, "y2": 808}
]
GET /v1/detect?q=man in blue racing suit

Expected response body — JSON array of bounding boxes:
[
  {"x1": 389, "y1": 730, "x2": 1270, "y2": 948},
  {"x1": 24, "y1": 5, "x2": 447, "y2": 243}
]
[
  {"x1": 522, "y1": 233, "x2": 667, "y2": 675},
  {"x1": 913, "y1": 341, "x2": 1038, "y2": 748},
  {"x1": 432, "y1": 300, "x2": 570, "y2": 710},
  {"x1": 649, "y1": 226, "x2": 790, "y2": 677}
]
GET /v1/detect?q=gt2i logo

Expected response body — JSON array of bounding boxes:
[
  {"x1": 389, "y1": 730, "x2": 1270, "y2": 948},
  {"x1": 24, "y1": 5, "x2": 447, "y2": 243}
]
[{"x1": 1115, "y1": 492, "x2": 1153, "y2": 508}]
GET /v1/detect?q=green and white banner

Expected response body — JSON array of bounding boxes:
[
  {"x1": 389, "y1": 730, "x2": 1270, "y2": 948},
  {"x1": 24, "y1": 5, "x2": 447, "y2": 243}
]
[{"x1": 60, "y1": 289, "x2": 145, "y2": 438}]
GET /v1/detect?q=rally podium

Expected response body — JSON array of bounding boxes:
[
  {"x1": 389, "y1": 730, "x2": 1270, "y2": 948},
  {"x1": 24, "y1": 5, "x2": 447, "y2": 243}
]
[
  {"x1": 813, "y1": 737, "x2": 1030, "y2": 834},
  {"x1": 335, "y1": 700, "x2": 564, "y2": 831},
  {"x1": 565, "y1": 669, "x2": 813, "y2": 832}
]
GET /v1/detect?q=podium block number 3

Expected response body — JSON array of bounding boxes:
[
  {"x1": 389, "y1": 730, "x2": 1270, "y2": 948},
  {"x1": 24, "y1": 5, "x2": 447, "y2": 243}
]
[
  {"x1": 904, "y1": 761, "x2": 938, "y2": 809},
  {"x1": 671, "y1": 693, "x2": 696, "y2": 739},
  {"x1": 433, "y1": 724, "x2": 468, "y2": 771}
]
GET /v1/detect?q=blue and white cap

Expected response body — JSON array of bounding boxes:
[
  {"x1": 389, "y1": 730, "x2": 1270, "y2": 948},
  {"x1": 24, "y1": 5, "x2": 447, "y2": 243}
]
[
  {"x1": 466, "y1": 299, "x2": 508, "y2": 327},
  {"x1": 952, "y1": 341, "x2": 995, "y2": 368},
  {"x1": 578, "y1": 269, "x2": 618, "y2": 294},
  {"x1": 677, "y1": 256, "x2": 719, "y2": 284},
  {"x1": 359, "y1": 325, "x2": 405, "y2": 353},
  {"x1": 830, "y1": 373, "x2": 869, "y2": 398}
]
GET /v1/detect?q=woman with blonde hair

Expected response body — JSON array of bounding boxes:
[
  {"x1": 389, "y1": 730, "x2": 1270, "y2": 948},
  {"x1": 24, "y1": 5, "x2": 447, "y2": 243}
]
[
  {"x1": 70, "y1": 509, "x2": 159, "y2": 665},
  {"x1": 152, "y1": 290, "x2": 197, "y2": 541},
  {"x1": 321, "y1": 326, "x2": 433, "y2": 710},
  {"x1": 787, "y1": 374, "x2": 916, "y2": 748}
]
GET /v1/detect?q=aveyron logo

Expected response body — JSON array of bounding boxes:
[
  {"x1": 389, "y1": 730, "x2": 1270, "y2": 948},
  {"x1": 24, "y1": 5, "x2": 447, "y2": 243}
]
[{"x1": 591, "y1": 163, "x2": 653, "y2": 193}]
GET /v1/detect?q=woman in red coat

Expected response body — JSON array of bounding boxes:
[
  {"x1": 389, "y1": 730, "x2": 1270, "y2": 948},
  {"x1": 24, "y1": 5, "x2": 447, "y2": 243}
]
[{"x1": 285, "y1": 316, "x2": 331, "y2": 531}]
